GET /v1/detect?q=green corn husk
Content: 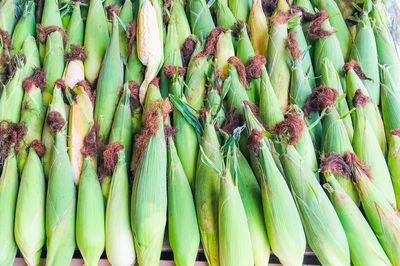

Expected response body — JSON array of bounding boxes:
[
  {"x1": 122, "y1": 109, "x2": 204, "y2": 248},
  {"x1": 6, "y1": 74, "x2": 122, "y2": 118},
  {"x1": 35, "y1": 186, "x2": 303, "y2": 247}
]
[
  {"x1": 42, "y1": 82, "x2": 68, "y2": 178},
  {"x1": 10, "y1": 1, "x2": 36, "y2": 56},
  {"x1": 0, "y1": 0, "x2": 16, "y2": 35},
  {"x1": 281, "y1": 145, "x2": 350, "y2": 266},
  {"x1": 83, "y1": 0, "x2": 110, "y2": 84},
  {"x1": 380, "y1": 66, "x2": 400, "y2": 138},
  {"x1": 350, "y1": 10, "x2": 380, "y2": 105},
  {"x1": 104, "y1": 0, "x2": 122, "y2": 8},
  {"x1": 267, "y1": 12, "x2": 292, "y2": 111},
  {"x1": 259, "y1": 68, "x2": 284, "y2": 128},
  {"x1": 320, "y1": 58, "x2": 353, "y2": 140},
  {"x1": 322, "y1": 156, "x2": 391, "y2": 266},
  {"x1": 66, "y1": 3, "x2": 84, "y2": 50},
  {"x1": 119, "y1": 0, "x2": 133, "y2": 61},
  {"x1": 247, "y1": 0, "x2": 268, "y2": 57},
  {"x1": 371, "y1": 2, "x2": 400, "y2": 87},
  {"x1": 109, "y1": 84, "x2": 133, "y2": 164},
  {"x1": 206, "y1": 88, "x2": 225, "y2": 129},
  {"x1": 230, "y1": 140, "x2": 270, "y2": 266},
  {"x1": 167, "y1": 136, "x2": 200, "y2": 266},
  {"x1": 215, "y1": 30, "x2": 235, "y2": 76},
  {"x1": 226, "y1": 60, "x2": 249, "y2": 115},
  {"x1": 215, "y1": 0, "x2": 236, "y2": 29},
  {"x1": 312, "y1": 13, "x2": 346, "y2": 90},
  {"x1": 312, "y1": 0, "x2": 351, "y2": 60},
  {"x1": 352, "y1": 99, "x2": 396, "y2": 206},
  {"x1": 288, "y1": 31, "x2": 321, "y2": 146},
  {"x1": 0, "y1": 36, "x2": 40, "y2": 123},
  {"x1": 40, "y1": 0, "x2": 65, "y2": 106},
  {"x1": 170, "y1": 76, "x2": 199, "y2": 189},
  {"x1": 185, "y1": 40, "x2": 209, "y2": 111},
  {"x1": 294, "y1": 0, "x2": 314, "y2": 12},
  {"x1": 45, "y1": 116, "x2": 76, "y2": 266},
  {"x1": 244, "y1": 105, "x2": 306, "y2": 266},
  {"x1": 17, "y1": 69, "x2": 46, "y2": 172},
  {"x1": 219, "y1": 146, "x2": 254, "y2": 266},
  {"x1": 64, "y1": 5, "x2": 85, "y2": 90},
  {"x1": 195, "y1": 115, "x2": 223, "y2": 266},
  {"x1": 106, "y1": 148, "x2": 135, "y2": 266},
  {"x1": 228, "y1": 0, "x2": 250, "y2": 21},
  {"x1": 131, "y1": 84, "x2": 167, "y2": 266},
  {"x1": 333, "y1": 0, "x2": 359, "y2": 19},
  {"x1": 170, "y1": 0, "x2": 191, "y2": 47},
  {"x1": 345, "y1": 66, "x2": 386, "y2": 152},
  {"x1": 0, "y1": 150, "x2": 18, "y2": 266},
  {"x1": 94, "y1": 15, "x2": 123, "y2": 144},
  {"x1": 15, "y1": 145, "x2": 46, "y2": 266},
  {"x1": 76, "y1": 155, "x2": 105, "y2": 266},
  {"x1": 68, "y1": 83, "x2": 94, "y2": 184},
  {"x1": 125, "y1": 40, "x2": 144, "y2": 84},
  {"x1": 160, "y1": 13, "x2": 183, "y2": 97},
  {"x1": 348, "y1": 153, "x2": 400, "y2": 266},
  {"x1": 235, "y1": 24, "x2": 260, "y2": 104},
  {"x1": 388, "y1": 130, "x2": 400, "y2": 209},
  {"x1": 187, "y1": 0, "x2": 215, "y2": 38}
]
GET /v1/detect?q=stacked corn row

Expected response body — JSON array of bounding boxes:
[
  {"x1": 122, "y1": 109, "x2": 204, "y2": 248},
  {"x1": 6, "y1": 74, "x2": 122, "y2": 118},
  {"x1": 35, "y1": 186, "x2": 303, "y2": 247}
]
[{"x1": 0, "y1": 0, "x2": 400, "y2": 265}]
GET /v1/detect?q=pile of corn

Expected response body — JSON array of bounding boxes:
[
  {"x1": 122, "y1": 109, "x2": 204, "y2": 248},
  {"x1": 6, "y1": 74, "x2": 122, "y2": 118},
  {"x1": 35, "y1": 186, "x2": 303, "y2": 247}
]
[{"x1": 0, "y1": 0, "x2": 400, "y2": 265}]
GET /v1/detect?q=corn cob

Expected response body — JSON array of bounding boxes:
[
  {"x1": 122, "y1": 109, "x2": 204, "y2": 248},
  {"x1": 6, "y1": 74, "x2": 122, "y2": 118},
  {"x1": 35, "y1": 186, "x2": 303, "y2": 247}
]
[
  {"x1": 39, "y1": 0, "x2": 66, "y2": 106},
  {"x1": 321, "y1": 153, "x2": 391, "y2": 266},
  {"x1": 311, "y1": 0, "x2": 351, "y2": 60},
  {"x1": 310, "y1": 11, "x2": 346, "y2": 90},
  {"x1": 247, "y1": 0, "x2": 269, "y2": 57},
  {"x1": 14, "y1": 141, "x2": 46, "y2": 266},
  {"x1": 42, "y1": 80, "x2": 68, "y2": 178},
  {"x1": 305, "y1": 86, "x2": 359, "y2": 203},
  {"x1": 187, "y1": 0, "x2": 215, "y2": 38},
  {"x1": 137, "y1": 0, "x2": 164, "y2": 104},
  {"x1": 281, "y1": 143, "x2": 350, "y2": 265},
  {"x1": 131, "y1": 83, "x2": 168, "y2": 266},
  {"x1": 350, "y1": 6, "x2": 380, "y2": 105},
  {"x1": 388, "y1": 130, "x2": 400, "y2": 209},
  {"x1": 45, "y1": 110, "x2": 76, "y2": 266},
  {"x1": 76, "y1": 129, "x2": 105, "y2": 266},
  {"x1": 344, "y1": 61, "x2": 386, "y2": 153},
  {"x1": 195, "y1": 113, "x2": 223, "y2": 266},
  {"x1": 125, "y1": 21, "x2": 144, "y2": 84},
  {"x1": 64, "y1": 3, "x2": 85, "y2": 90},
  {"x1": 226, "y1": 135, "x2": 270, "y2": 266},
  {"x1": 346, "y1": 152, "x2": 400, "y2": 266},
  {"x1": 0, "y1": 123, "x2": 26, "y2": 266},
  {"x1": 371, "y1": 1, "x2": 400, "y2": 87},
  {"x1": 169, "y1": 0, "x2": 191, "y2": 47},
  {"x1": 83, "y1": 0, "x2": 109, "y2": 84},
  {"x1": 167, "y1": 132, "x2": 200, "y2": 266},
  {"x1": 104, "y1": 144, "x2": 136, "y2": 266},
  {"x1": 226, "y1": 57, "x2": 249, "y2": 115},
  {"x1": 68, "y1": 81, "x2": 94, "y2": 184},
  {"x1": 320, "y1": 57, "x2": 353, "y2": 140},
  {"x1": 351, "y1": 89, "x2": 396, "y2": 206},
  {"x1": 219, "y1": 144, "x2": 254, "y2": 266},
  {"x1": 244, "y1": 105, "x2": 306, "y2": 266},
  {"x1": 11, "y1": 1, "x2": 36, "y2": 56},
  {"x1": 160, "y1": 11, "x2": 183, "y2": 97},
  {"x1": 215, "y1": 30, "x2": 235, "y2": 76},
  {"x1": 109, "y1": 84, "x2": 133, "y2": 164},
  {"x1": 0, "y1": 36, "x2": 40, "y2": 123},
  {"x1": 167, "y1": 68, "x2": 198, "y2": 189},
  {"x1": 94, "y1": 13, "x2": 124, "y2": 144},
  {"x1": 380, "y1": 66, "x2": 400, "y2": 138},
  {"x1": 267, "y1": 11, "x2": 293, "y2": 111},
  {"x1": 287, "y1": 30, "x2": 321, "y2": 146},
  {"x1": 17, "y1": 69, "x2": 46, "y2": 172},
  {"x1": 215, "y1": 0, "x2": 236, "y2": 29},
  {"x1": 119, "y1": 0, "x2": 134, "y2": 62}
]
